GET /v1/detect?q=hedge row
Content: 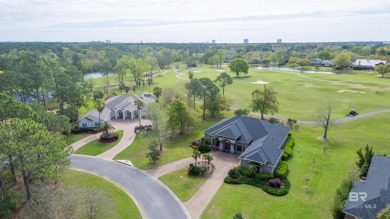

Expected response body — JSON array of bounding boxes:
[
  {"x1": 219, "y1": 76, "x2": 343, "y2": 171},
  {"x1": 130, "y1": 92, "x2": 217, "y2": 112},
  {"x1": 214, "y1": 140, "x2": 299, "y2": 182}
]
[
  {"x1": 282, "y1": 136, "x2": 295, "y2": 160},
  {"x1": 275, "y1": 161, "x2": 289, "y2": 178},
  {"x1": 224, "y1": 175, "x2": 290, "y2": 196}
]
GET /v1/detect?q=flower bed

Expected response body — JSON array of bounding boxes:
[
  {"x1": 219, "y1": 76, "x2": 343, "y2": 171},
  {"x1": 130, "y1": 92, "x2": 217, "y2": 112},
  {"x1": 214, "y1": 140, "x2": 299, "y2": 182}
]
[{"x1": 100, "y1": 133, "x2": 119, "y2": 143}]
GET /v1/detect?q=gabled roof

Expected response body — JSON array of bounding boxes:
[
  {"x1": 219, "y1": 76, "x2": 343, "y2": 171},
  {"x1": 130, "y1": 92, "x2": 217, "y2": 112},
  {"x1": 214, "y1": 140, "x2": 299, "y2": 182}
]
[
  {"x1": 343, "y1": 155, "x2": 390, "y2": 218},
  {"x1": 353, "y1": 59, "x2": 387, "y2": 67},
  {"x1": 205, "y1": 116, "x2": 289, "y2": 166},
  {"x1": 79, "y1": 94, "x2": 145, "y2": 122}
]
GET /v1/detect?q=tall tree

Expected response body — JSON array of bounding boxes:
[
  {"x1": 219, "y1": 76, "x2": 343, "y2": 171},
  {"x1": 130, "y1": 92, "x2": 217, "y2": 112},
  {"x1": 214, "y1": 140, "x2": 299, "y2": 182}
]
[
  {"x1": 167, "y1": 98, "x2": 194, "y2": 134},
  {"x1": 129, "y1": 58, "x2": 148, "y2": 90},
  {"x1": 314, "y1": 100, "x2": 333, "y2": 139},
  {"x1": 134, "y1": 99, "x2": 144, "y2": 126},
  {"x1": 185, "y1": 78, "x2": 202, "y2": 109},
  {"x1": 153, "y1": 86, "x2": 162, "y2": 102},
  {"x1": 192, "y1": 149, "x2": 201, "y2": 166},
  {"x1": 114, "y1": 55, "x2": 131, "y2": 83},
  {"x1": 375, "y1": 64, "x2": 390, "y2": 78},
  {"x1": 333, "y1": 51, "x2": 351, "y2": 69},
  {"x1": 0, "y1": 118, "x2": 71, "y2": 200},
  {"x1": 94, "y1": 98, "x2": 105, "y2": 127},
  {"x1": 228, "y1": 58, "x2": 249, "y2": 78},
  {"x1": 296, "y1": 58, "x2": 309, "y2": 70},
  {"x1": 216, "y1": 50, "x2": 225, "y2": 69},
  {"x1": 251, "y1": 85, "x2": 279, "y2": 120},
  {"x1": 146, "y1": 140, "x2": 160, "y2": 164},
  {"x1": 145, "y1": 102, "x2": 172, "y2": 152},
  {"x1": 204, "y1": 93, "x2": 230, "y2": 118},
  {"x1": 198, "y1": 78, "x2": 220, "y2": 120},
  {"x1": 214, "y1": 72, "x2": 233, "y2": 95}
]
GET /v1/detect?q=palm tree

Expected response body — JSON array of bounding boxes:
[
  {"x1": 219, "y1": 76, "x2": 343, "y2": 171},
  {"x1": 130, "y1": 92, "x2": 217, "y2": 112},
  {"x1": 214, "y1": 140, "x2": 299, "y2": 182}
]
[
  {"x1": 94, "y1": 98, "x2": 105, "y2": 127},
  {"x1": 192, "y1": 149, "x2": 201, "y2": 166},
  {"x1": 101, "y1": 121, "x2": 115, "y2": 137},
  {"x1": 202, "y1": 153, "x2": 213, "y2": 170},
  {"x1": 134, "y1": 99, "x2": 144, "y2": 126}
]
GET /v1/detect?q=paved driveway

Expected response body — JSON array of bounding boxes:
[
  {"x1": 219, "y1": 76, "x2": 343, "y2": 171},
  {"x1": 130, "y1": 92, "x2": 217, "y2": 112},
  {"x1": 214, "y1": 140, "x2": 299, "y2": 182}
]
[{"x1": 70, "y1": 155, "x2": 191, "y2": 219}]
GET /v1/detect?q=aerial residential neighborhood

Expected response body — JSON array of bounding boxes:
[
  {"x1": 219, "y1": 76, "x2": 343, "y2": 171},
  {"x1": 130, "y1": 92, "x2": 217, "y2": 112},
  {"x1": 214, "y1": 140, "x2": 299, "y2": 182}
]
[{"x1": 1, "y1": 1, "x2": 390, "y2": 219}]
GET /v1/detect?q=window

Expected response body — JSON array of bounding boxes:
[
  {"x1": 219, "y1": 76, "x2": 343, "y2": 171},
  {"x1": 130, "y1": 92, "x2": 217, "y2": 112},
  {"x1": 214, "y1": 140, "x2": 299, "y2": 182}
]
[
  {"x1": 95, "y1": 122, "x2": 99, "y2": 127},
  {"x1": 237, "y1": 145, "x2": 243, "y2": 152},
  {"x1": 82, "y1": 123, "x2": 87, "y2": 128}
]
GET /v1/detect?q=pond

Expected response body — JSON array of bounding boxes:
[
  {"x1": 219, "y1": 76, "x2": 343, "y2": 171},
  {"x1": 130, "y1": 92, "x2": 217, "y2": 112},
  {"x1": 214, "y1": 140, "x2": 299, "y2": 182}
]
[
  {"x1": 253, "y1": 66, "x2": 334, "y2": 74},
  {"x1": 83, "y1": 72, "x2": 113, "y2": 79}
]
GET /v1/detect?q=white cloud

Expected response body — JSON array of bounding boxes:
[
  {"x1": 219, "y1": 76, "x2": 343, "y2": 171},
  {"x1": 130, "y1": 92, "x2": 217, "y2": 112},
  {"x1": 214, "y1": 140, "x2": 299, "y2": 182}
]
[{"x1": 0, "y1": 0, "x2": 389, "y2": 42}]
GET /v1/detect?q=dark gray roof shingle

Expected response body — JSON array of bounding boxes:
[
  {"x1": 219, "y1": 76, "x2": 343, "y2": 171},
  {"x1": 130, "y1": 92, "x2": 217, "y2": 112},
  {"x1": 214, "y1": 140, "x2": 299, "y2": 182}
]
[{"x1": 205, "y1": 116, "x2": 289, "y2": 166}]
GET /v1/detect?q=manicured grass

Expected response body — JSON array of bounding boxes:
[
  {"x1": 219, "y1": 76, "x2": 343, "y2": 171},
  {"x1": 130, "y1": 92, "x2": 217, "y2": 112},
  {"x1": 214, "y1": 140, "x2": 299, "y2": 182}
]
[
  {"x1": 158, "y1": 167, "x2": 207, "y2": 202},
  {"x1": 65, "y1": 133, "x2": 92, "y2": 145},
  {"x1": 148, "y1": 65, "x2": 390, "y2": 120},
  {"x1": 201, "y1": 113, "x2": 390, "y2": 219},
  {"x1": 61, "y1": 169, "x2": 141, "y2": 219},
  {"x1": 75, "y1": 130, "x2": 124, "y2": 156},
  {"x1": 114, "y1": 112, "x2": 233, "y2": 169}
]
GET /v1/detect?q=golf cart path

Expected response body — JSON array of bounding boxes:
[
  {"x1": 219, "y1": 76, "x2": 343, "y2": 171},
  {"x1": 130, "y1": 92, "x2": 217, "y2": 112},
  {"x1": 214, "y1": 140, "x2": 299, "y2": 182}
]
[
  {"x1": 70, "y1": 155, "x2": 191, "y2": 219},
  {"x1": 229, "y1": 106, "x2": 390, "y2": 125}
]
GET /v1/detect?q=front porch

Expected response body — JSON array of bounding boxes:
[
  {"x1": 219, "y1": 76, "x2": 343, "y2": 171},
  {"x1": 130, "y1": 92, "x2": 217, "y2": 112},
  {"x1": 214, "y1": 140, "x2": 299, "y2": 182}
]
[
  {"x1": 216, "y1": 138, "x2": 246, "y2": 154},
  {"x1": 111, "y1": 109, "x2": 140, "y2": 120}
]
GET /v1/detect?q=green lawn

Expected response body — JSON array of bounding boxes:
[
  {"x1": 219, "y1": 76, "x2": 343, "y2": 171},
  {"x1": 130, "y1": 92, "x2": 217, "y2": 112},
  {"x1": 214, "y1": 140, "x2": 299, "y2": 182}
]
[
  {"x1": 158, "y1": 167, "x2": 207, "y2": 202},
  {"x1": 75, "y1": 130, "x2": 124, "y2": 156},
  {"x1": 147, "y1": 65, "x2": 390, "y2": 120},
  {"x1": 65, "y1": 133, "x2": 92, "y2": 145},
  {"x1": 201, "y1": 113, "x2": 390, "y2": 219},
  {"x1": 61, "y1": 169, "x2": 141, "y2": 219},
  {"x1": 114, "y1": 112, "x2": 232, "y2": 169}
]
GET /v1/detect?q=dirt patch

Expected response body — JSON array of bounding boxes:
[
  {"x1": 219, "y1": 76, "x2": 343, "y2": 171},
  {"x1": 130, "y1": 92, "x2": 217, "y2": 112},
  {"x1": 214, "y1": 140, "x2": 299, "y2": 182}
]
[
  {"x1": 251, "y1": 80, "x2": 269, "y2": 85},
  {"x1": 337, "y1": 89, "x2": 365, "y2": 94},
  {"x1": 316, "y1": 136, "x2": 328, "y2": 141}
]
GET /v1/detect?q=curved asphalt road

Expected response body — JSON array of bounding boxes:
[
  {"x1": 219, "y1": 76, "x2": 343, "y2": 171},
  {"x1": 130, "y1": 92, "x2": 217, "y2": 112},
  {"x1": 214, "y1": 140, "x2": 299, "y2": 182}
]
[{"x1": 70, "y1": 155, "x2": 191, "y2": 219}]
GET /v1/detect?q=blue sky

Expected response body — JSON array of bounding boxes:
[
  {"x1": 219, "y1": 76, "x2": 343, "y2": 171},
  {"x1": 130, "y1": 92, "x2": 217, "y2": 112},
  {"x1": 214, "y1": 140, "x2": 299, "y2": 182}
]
[{"x1": 1, "y1": 0, "x2": 389, "y2": 43}]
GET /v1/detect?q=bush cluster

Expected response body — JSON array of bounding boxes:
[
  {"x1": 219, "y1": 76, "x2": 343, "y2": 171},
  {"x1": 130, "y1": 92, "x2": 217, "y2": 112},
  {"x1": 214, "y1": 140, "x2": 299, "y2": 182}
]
[
  {"x1": 224, "y1": 175, "x2": 290, "y2": 196},
  {"x1": 188, "y1": 164, "x2": 207, "y2": 176},
  {"x1": 71, "y1": 127, "x2": 99, "y2": 134},
  {"x1": 282, "y1": 136, "x2": 295, "y2": 160},
  {"x1": 269, "y1": 117, "x2": 280, "y2": 124},
  {"x1": 275, "y1": 161, "x2": 289, "y2": 178},
  {"x1": 99, "y1": 133, "x2": 118, "y2": 143},
  {"x1": 332, "y1": 177, "x2": 354, "y2": 219},
  {"x1": 268, "y1": 178, "x2": 282, "y2": 188},
  {"x1": 255, "y1": 173, "x2": 274, "y2": 181},
  {"x1": 197, "y1": 144, "x2": 211, "y2": 153}
]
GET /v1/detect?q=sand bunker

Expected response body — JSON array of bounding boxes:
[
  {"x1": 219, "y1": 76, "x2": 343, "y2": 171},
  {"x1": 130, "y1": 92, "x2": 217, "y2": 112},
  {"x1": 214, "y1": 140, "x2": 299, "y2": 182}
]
[
  {"x1": 251, "y1": 81, "x2": 269, "y2": 85},
  {"x1": 216, "y1": 70, "x2": 224, "y2": 72},
  {"x1": 337, "y1": 90, "x2": 365, "y2": 94},
  {"x1": 193, "y1": 70, "x2": 201, "y2": 73}
]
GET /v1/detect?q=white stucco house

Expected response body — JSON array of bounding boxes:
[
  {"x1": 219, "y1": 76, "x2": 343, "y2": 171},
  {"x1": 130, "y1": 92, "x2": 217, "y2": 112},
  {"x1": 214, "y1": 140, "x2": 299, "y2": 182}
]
[{"x1": 78, "y1": 94, "x2": 152, "y2": 128}]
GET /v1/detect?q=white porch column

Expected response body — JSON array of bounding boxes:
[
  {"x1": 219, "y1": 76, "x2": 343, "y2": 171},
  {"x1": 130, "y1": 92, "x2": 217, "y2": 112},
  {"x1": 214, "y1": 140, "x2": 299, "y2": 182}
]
[
  {"x1": 230, "y1": 143, "x2": 235, "y2": 154},
  {"x1": 115, "y1": 110, "x2": 118, "y2": 119}
]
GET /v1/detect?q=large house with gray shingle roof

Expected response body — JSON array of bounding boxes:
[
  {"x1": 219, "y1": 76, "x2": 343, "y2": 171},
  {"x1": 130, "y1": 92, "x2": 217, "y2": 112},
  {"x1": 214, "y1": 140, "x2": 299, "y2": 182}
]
[
  {"x1": 78, "y1": 94, "x2": 152, "y2": 128},
  {"x1": 343, "y1": 155, "x2": 390, "y2": 219},
  {"x1": 204, "y1": 116, "x2": 289, "y2": 174},
  {"x1": 352, "y1": 59, "x2": 387, "y2": 70}
]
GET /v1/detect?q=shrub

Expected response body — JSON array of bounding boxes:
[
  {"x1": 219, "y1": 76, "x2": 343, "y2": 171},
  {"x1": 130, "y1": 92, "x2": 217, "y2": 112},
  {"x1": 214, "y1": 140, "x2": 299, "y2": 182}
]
[
  {"x1": 199, "y1": 166, "x2": 208, "y2": 175},
  {"x1": 236, "y1": 166, "x2": 247, "y2": 175},
  {"x1": 99, "y1": 133, "x2": 118, "y2": 143},
  {"x1": 282, "y1": 152, "x2": 289, "y2": 160},
  {"x1": 224, "y1": 175, "x2": 290, "y2": 196},
  {"x1": 224, "y1": 176, "x2": 241, "y2": 184},
  {"x1": 228, "y1": 168, "x2": 240, "y2": 179},
  {"x1": 191, "y1": 140, "x2": 203, "y2": 146},
  {"x1": 332, "y1": 177, "x2": 354, "y2": 219},
  {"x1": 275, "y1": 161, "x2": 289, "y2": 178},
  {"x1": 93, "y1": 90, "x2": 104, "y2": 100},
  {"x1": 198, "y1": 144, "x2": 211, "y2": 153},
  {"x1": 188, "y1": 164, "x2": 201, "y2": 176},
  {"x1": 268, "y1": 178, "x2": 282, "y2": 188},
  {"x1": 255, "y1": 173, "x2": 274, "y2": 181},
  {"x1": 204, "y1": 139, "x2": 211, "y2": 145},
  {"x1": 269, "y1": 117, "x2": 280, "y2": 124}
]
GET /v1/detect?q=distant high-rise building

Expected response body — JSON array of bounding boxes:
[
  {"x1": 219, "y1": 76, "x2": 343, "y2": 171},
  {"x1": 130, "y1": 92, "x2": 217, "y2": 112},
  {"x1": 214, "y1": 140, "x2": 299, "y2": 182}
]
[
  {"x1": 277, "y1": 39, "x2": 282, "y2": 44},
  {"x1": 243, "y1": 39, "x2": 249, "y2": 44},
  {"x1": 212, "y1": 39, "x2": 216, "y2": 44}
]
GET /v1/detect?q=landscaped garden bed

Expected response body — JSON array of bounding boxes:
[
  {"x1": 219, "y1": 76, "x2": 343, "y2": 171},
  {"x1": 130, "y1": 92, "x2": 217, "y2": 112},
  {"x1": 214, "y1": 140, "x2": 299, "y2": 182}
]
[
  {"x1": 224, "y1": 135, "x2": 295, "y2": 196},
  {"x1": 224, "y1": 166, "x2": 290, "y2": 196}
]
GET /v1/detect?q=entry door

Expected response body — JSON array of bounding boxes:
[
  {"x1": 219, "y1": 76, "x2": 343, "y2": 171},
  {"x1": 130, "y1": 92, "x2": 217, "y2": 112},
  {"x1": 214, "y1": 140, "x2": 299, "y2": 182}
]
[{"x1": 224, "y1": 141, "x2": 231, "y2": 151}]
